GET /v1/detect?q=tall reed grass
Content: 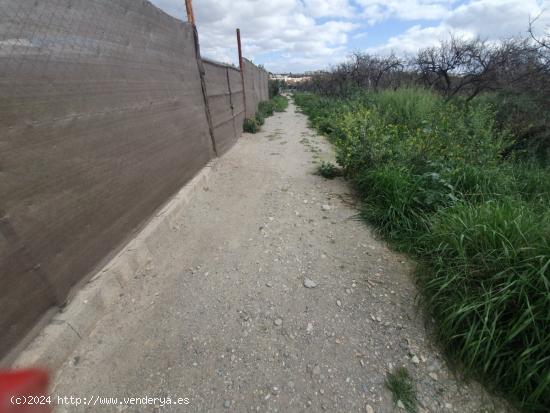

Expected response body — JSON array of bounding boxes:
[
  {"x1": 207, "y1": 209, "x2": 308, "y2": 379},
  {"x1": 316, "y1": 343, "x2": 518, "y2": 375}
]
[{"x1": 295, "y1": 89, "x2": 550, "y2": 412}]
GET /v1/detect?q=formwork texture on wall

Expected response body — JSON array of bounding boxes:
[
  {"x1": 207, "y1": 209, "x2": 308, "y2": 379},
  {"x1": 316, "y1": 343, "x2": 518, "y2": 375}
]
[
  {"x1": 228, "y1": 68, "x2": 246, "y2": 140},
  {"x1": 0, "y1": 0, "x2": 215, "y2": 358},
  {"x1": 202, "y1": 59, "x2": 243, "y2": 155},
  {"x1": 243, "y1": 58, "x2": 269, "y2": 118}
]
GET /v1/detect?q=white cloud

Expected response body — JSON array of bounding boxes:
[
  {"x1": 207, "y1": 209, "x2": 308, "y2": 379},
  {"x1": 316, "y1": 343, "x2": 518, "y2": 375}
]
[
  {"x1": 366, "y1": 25, "x2": 464, "y2": 54},
  {"x1": 447, "y1": 0, "x2": 549, "y2": 39},
  {"x1": 149, "y1": 0, "x2": 357, "y2": 71},
  {"x1": 368, "y1": 0, "x2": 550, "y2": 55},
  {"x1": 356, "y1": 0, "x2": 456, "y2": 24},
  {"x1": 149, "y1": 0, "x2": 550, "y2": 72},
  {"x1": 302, "y1": 0, "x2": 357, "y2": 18}
]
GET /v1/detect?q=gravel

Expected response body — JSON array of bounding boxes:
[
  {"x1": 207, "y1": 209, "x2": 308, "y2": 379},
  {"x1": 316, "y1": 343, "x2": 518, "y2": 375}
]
[{"x1": 49, "y1": 98, "x2": 514, "y2": 413}]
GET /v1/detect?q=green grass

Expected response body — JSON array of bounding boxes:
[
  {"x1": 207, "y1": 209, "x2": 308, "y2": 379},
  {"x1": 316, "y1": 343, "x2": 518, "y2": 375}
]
[
  {"x1": 258, "y1": 100, "x2": 275, "y2": 117},
  {"x1": 273, "y1": 95, "x2": 289, "y2": 112},
  {"x1": 385, "y1": 367, "x2": 418, "y2": 413},
  {"x1": 294, "y1": 90, "x2": 550, "y2": 412}
]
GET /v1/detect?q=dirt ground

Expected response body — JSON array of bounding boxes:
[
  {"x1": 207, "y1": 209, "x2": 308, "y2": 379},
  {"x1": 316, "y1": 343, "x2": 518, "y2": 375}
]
[{"x1": 51, "y1": 99, "x2": 512, "y2": 412}]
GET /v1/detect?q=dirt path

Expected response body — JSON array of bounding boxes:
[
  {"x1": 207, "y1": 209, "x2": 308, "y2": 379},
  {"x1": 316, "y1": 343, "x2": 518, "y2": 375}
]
[{"x1": 51, "y1": 100, "x2": 510, "y2": 413}]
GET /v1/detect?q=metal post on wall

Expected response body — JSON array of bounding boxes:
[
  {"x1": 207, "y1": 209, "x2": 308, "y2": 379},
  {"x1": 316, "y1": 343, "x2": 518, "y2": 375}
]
[
  {"x1": 237, "y1": 28, "x2": 247, "y2": 119},
  {"x1": 185, "y1": 0, "x2": 195, "y2": 25},
  {"x1": 187, "y1": 0, "x2": 218, "y2": 156}
]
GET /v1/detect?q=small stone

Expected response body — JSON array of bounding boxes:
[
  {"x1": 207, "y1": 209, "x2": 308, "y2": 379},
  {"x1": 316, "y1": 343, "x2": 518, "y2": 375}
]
[
  {"x1": 336, "y1": 300, "x2": 342, "y2": 307},
  {"x1": 312, "y1": 365, "x2": 321, "y2": 375},
  {"x1": 427, "y1": 362, "x2": 440, "y2": 372},
  {"x1": 272, "y1": 386, "x2": 280, "y2": 395},
  {"x1": 266, "y1": 282, "x2": 272, "y2": 288},
  {"x1": 429, "y1": 372, "x2": 438, "y2": 381},
  {"x1": 223, "y1": 400, "x2": 231, "y2": 409},
  {"x1": 274, "y1": 318, "x2": 283, "y2": 327},
  {"x1": 321, "y1": 204, "x2": 331, "y2": 211},
  {"x1": 411, "y1": 355, "x2": 420, "y2": 364},
  {"x1": 444, "y1": 403, "x2": 453, "y2": 409},
  {"x1": 397, "y1": 400, "x2": 405, "y2": 409},
  {"x1": 306, "y1": 322, "x2": 314, "y2": 334},
  {"x1": 303, "y1": 278, "x2": 318, "y2": 288},
  {"x1": 365, "y1": 405, "x2": 375, "y2": 413}
]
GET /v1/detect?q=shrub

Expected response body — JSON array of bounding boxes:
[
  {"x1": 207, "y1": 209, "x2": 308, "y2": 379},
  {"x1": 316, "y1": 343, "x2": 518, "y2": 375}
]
[
  {"x1": 243, "y1": 117, "x2": 259, "y2": 133},
  {"x1": 316, "y1": 161, "x2": 341, "y2": 179},
  {"x1": 255, "y1": 112, "x2": 265, "y2": 126},
  {"x1": 244, "y1": 96, "x2": 289, "y2": 134},
  {"x1": 258, "y1": 100, "x2": 275, "y2": 117},
  {"x1": 269, "y1": 79, "x2": 285, "y2": 99}
]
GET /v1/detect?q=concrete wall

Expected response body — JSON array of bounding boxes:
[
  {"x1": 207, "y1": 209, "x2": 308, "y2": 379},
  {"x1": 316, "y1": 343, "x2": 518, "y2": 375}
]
[
  {"x1": 243, "y1": 58, "x2": 270, "y2": 118},
  {"x1": 0, "y1": 0, "x2": 267, "y2": 360},
  {"x1": 202, "y1": 59, "x2": 243, "y2": 155}
]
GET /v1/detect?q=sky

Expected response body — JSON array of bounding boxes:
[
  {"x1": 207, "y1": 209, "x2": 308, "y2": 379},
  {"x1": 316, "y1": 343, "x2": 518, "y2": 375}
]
[{"x1": 149, "y1": 0, "x2": 550, "y2": 73}]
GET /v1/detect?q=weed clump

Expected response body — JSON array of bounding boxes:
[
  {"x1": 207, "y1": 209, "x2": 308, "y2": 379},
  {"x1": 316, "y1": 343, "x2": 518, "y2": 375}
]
[
  {"x1": 258, "y1": 100, "x2": 275, "y2": 117},
  {"x1": 385, "y1": 367, "x2": 418, "y2": 413},
  {"x1": 243, "y1": 117, "x2": 260, "y2": 133},
  {"x1": 243, "y1": 96, "x2": 288, "y2": 133},
  {"x1": 316, "y1": 161, "x2": 341, "y2": 179}
]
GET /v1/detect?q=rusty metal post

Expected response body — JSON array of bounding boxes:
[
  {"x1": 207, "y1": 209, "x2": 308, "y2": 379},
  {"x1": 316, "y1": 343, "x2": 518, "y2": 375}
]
[
  {"x1": 185, "y1": 0, "x2": 195, "y2": 25},
  {"x1": 237, "y1": 28, "x2": 248, "y2": 119},
  {"x1": 237, "y1": 29, "x2": 244, "y2": 71}
]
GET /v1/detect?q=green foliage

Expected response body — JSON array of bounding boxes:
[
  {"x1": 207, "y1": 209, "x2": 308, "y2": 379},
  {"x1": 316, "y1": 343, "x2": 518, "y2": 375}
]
[
  {"x1": 478, "y1": 91, "x2": 550, "y2": 163},
  {"x1": 417, "y1": 201, "x2": 550, "y2": 412},
  {"x1": 243, "y1": 117, "x2": 260, "y2": 133},
  {"x1": 269, "y1": 79, "x2": 285, "y2": 99},
  {"x1": 385, "y1": 367, "x2": 418, "y2": 413},
  {"x1": 258, "y1": 100, "x2": 275, "y2": 117},
  {"x1": 272, "y1": 95, "x2": 289, "y2": 112},
  {"x1": 243, "y1": 96, "x2": 290, "y2": 133},
  {"x1": 316, "y1": 161, "x2": 341, "y2": 179},
  {"x1": 295, "y1": 90, "x2": 550, "y2": 412},
  {"x1": 255, "y1": 112, "x2": 265, "y2": 126}
]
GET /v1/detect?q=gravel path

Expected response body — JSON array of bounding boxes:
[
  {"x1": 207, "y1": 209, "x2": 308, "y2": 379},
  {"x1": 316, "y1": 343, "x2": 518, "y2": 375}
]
[{"x1": 52, "y1": 100, "x2": 511, "y2": 413}]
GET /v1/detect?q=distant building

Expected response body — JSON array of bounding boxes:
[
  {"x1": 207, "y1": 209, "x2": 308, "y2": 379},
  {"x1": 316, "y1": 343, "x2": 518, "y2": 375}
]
[{"x1": 270, "y1": 73, "x2": 311, "y2": 85}]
